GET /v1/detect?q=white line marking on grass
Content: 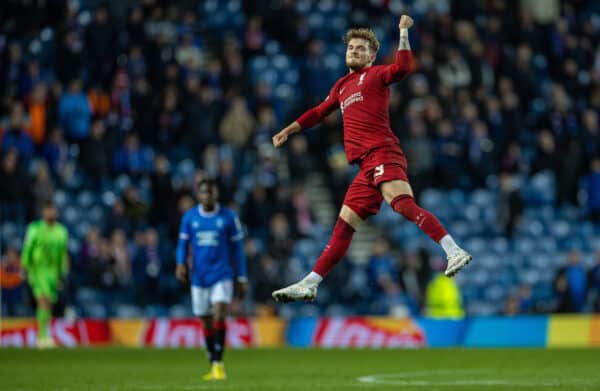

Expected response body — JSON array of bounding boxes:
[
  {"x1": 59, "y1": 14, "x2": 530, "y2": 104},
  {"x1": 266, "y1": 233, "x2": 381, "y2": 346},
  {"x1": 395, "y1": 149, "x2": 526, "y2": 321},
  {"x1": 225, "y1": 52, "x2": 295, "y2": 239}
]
[{"x1": 357, "y1": 370, "x2": 563, "y2": 387}]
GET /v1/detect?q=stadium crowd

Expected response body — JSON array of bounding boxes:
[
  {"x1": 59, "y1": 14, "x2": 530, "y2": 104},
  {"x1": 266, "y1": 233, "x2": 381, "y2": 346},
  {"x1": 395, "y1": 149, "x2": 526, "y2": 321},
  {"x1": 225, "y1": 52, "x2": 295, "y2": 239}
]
[{"x1": 2, "y1": 0, "x2": 600, "y2": 318}]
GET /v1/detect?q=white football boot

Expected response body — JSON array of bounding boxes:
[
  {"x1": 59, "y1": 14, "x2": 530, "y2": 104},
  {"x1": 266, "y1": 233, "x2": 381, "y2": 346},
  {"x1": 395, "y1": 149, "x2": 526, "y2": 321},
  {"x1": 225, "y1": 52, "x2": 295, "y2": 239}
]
[
  {"x1": 444, "y1": 248, "x2": 473, "y2": 277},
  {"x1": 272, "y1": 281, "x2": 317, "y2": 302}
]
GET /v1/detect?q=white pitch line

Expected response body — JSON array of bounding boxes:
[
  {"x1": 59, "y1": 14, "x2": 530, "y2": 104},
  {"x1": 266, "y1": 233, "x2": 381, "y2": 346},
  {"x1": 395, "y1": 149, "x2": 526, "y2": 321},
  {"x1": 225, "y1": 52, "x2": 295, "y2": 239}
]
[{"x1": 357, "y1": 370, "x2": 565, "y2": 388}]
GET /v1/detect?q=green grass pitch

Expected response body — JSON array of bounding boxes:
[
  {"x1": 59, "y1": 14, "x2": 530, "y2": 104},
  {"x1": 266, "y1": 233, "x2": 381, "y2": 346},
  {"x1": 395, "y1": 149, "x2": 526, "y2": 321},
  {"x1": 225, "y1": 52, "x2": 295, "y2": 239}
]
[{"x1": 1, "y1": 348, "x2": 599, "y2": 390}]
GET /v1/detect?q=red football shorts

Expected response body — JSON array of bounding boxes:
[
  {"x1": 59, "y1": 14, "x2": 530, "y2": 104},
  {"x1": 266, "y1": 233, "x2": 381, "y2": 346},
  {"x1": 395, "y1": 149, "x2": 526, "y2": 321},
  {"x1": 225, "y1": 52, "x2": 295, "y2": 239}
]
[{"x1": 343, "y1": 144, "x2": 408, "y2": 219}]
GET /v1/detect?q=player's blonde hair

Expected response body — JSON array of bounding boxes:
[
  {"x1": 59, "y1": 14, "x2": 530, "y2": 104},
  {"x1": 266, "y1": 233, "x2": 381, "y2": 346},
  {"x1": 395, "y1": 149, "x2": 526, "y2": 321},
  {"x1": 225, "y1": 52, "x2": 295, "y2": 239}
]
[{"x1": 343, "y1": 28, "x2": 380, "y2": 53}]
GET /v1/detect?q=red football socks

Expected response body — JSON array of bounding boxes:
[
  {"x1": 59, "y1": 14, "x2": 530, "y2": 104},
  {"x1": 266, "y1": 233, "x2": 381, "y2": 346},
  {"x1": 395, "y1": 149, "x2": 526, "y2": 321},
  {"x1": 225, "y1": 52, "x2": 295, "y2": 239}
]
[
  {"x1": 391, "y1": 195, "x2": 447, "y2": 243},
  {"x1": 313, "y1": 217, "x2": 355, "y2": 277}
]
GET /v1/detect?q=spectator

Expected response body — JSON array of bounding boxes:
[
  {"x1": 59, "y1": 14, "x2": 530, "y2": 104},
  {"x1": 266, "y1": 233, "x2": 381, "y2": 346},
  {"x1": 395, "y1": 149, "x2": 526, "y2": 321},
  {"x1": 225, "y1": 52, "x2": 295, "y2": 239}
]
[
  {"x1": 181, "y1": 82, "x2": 220, "y2": 154},
  {"x1": 291, "y1": 185, "x2": 315, "y2": 237},
  {"x1": 85, "y1": 5, "x2": 115, "y2": 87},
  {"x1": 132, "y1": 228, "x2": 169, "y2": 305},
  {"x1": 122, "y1": 186, "x2": 149, "y2": 227},
  {"x1": 80, "y1": 119, "x2": 110, "y2": 189},
  {"x1": 78, "y1": 227, "x2": 104, "y2": 286},
  {"x1": 425, "y1": 257, "x2": 464, "y2": 318},
  {"x1": 112, "y1": 133, "x2": 154, "y2": 176},
  {"x1": 468, "y1": 121, "x2": 496, "y2": 188},
  {"x1": 30, "y1": 161, "x2": 55, "y2": 217},
  {"x1": 244, "y1": 16, "x2": 266, "y2": 58},
  {"x1": 0, "y1": 247, "x2": 25, "y2": 316},
  {"x1": 554, "y1": 250, "x2": 588, "y2": 313},
  {"x1": 58, "y1": 78, "x2": 91, "y2": 141},
  {"x1": 399, "y1": 250, "x2": 432, "y2": 312},
  {"x1": 243, "y1": 184, "x2": 273, "y2": 239},
  {"x1": 0, "y1": 149, "x2": 27, "y2": 225},
  {"x1": 1, "y1": 102, "x2": 34, "y2": 166},
  {"x1": 156, "y1": 86, "x2": 184, "y2": 152},
  {"x1": 367, "y1": 238, "x2": 403, "y2": 314},
  {"x1": 582, "y1": 158, "x2": 600, "y2": 222},
  {"x1": 41, "y1": 127, "x2": 70, "y2": 182},
  {"x1": 497, "y1": 172, "x2": 524, "y2": 237},
  {"x1": 149, "y1": 155, "x2": 174, "y2": 225},
  {"x1": 267, "y1": 213, "x2": 294, "y2": 260},
  {"x1": 25, "y1": 82, "x2": 50, "y2": 146},
  {"x1": 432, "y1": 119, "x2": 464, "y2": 188},
  {"x1": 105, "y1": 199, "x2": 132, "y2": 235},
  {"x1": 581, "y1": 109, "x2": 600, "y2": 161},
  {"x1": 131, "y1": 77, "x2": 154, "y2": 144},
  {"x1": 287, "y1": 134, "x2": 315, "y2": 183},
  {"x1": 403, "y1": 119, "x2": 433, "y2": 195},
  {"x1": 175, "y1": 33, "x2": 203, "y2": 72},
  {"x1": 219, "y1": 96, "x2": 255, "y2": 149},
  {"x1": 252, "y1": 252, "x2": 284, "y2": 311},
  {"x1": 588, "y1": 250, "x2": 600, "y2": 313},
  {"x1": 107, "y1": 229, "x2": 132, "y2": 290}
]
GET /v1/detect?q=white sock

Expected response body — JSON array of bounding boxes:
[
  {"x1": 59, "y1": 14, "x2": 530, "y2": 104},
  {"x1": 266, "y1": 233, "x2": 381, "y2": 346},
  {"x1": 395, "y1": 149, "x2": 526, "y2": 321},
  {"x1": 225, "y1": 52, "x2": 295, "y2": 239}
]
[
  {"x1": 439, "y1": 234, "x2": 460, "y2": 256},
  {"x1": 302, "y1": 271, "x2": 323, "y2": 286}
]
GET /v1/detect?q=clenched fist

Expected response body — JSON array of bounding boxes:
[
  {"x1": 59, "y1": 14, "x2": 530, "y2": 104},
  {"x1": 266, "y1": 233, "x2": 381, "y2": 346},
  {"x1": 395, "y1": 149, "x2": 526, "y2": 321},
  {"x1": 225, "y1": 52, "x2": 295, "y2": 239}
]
[
  {"x1": 272, "y1": 130, "x2": 289, "y2": 148},
  {"x1": 399, "y1": 15, "x2": 413, "y2": 29}
]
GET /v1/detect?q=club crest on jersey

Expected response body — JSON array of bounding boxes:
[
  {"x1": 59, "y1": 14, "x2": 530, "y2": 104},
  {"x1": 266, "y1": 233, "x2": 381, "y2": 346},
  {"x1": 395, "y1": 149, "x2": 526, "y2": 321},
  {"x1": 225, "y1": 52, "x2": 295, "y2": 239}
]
[
  {"x1": 216, "y1": 218, "x2": 223, "y2": 228},
  {"x1": 192, "y1": 221, "x2": 199, "y2": 228},
  {"x1": 358, "y1": 73, "x2": 366, "y2": 86}
]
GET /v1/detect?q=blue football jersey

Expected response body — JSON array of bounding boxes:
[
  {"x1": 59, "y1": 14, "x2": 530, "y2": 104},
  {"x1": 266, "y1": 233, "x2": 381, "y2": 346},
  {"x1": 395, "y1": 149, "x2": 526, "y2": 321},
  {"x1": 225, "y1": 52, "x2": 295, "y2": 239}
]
[{"x1": 176, "y1": 204, "x2": 246, "y2": 287}]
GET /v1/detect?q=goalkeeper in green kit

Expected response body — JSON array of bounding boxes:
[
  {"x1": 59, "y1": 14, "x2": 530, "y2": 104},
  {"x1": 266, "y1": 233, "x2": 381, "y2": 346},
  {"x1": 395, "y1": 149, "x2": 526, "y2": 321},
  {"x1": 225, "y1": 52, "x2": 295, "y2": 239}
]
[{"x1": 21, "y1": 201, "x2": 69, "y2": 348}]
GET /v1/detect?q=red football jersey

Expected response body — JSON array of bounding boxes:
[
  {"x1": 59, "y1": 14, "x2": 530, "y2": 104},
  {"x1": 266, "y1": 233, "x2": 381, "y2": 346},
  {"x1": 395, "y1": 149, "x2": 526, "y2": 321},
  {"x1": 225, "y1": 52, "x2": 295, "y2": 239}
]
[{"x1": 297, "y1": 50, "x2": 415, "y2": 163}]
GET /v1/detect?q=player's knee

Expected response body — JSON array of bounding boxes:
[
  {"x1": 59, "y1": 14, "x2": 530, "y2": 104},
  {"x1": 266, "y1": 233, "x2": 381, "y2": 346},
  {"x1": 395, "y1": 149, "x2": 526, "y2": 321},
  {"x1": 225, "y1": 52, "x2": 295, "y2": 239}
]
[
  {"x1": 340, "y1": 205, "x2": 366, "y2": 228},
  {"x1": 390, "y1": 194, "x2": 417, "y2": 217},
  {"x1": 213, "y1": 304, "x2": 229, "y2": 321}
]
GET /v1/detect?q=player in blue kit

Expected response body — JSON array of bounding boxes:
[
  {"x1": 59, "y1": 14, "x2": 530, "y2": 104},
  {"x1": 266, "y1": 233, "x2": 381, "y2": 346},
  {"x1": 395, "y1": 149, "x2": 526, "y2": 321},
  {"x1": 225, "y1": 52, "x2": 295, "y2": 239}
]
[{"x1": 175, "y1": 179, "x2": 247, "y2": 381}]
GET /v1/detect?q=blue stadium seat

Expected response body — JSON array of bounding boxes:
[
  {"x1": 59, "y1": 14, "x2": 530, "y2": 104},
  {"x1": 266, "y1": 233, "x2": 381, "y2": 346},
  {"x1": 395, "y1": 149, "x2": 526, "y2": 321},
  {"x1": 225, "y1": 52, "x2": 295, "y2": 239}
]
[
  {"x1": 467, "y1": 301, "x2": 496, "y2": 316},
  {"x1": 483, "y1": 284, "x2": 507, "y2": 302},
  {"x1": 514, "y1": 237, "x2": 536, "y2": 253},
  {"x1": 101, "y1": 190, "x2": 117, "y2": 207},
  {"x1": 470, "y1": 189, "x2": 495, "y2": 208},
  {"x1": 54, "y1": 190, "x2": 69, "y2": 209},
  {"x1": 77, "y1": 190, "x2": 95, "y2": 209},
  {"x1": 114, "y1": 174, "x2": 132, "y2": 193},
  {"x1": 63, "y1": 205, "x2": 80, "y2": 226},
  {"x1": 169, "y1": 304, "x2": 192, "y2": 318},
  {"x1": 115, "y1": 304, "x2": 143, "y2": 318},
  {"x1": 88, "y1": 205, "x2": 104, "y2": 224},
  {"x1": 464, "y1": 237, "x2": 487, "y2": 254},
  {"x1": 85, "y1": 304, "x2": 108, "y2": 318},
  {"x1": 490, "y1": 237, "x2": 509, "y2": 253},
  {"x1": 68, "y1": 237, "x2": 81, "y2": 254},
  {"x1": 265, "y1": 41, "x2": 281, "y2": 56},
  {"x1": 1, "y1": 222, "x2": 18, "y2": 239}
]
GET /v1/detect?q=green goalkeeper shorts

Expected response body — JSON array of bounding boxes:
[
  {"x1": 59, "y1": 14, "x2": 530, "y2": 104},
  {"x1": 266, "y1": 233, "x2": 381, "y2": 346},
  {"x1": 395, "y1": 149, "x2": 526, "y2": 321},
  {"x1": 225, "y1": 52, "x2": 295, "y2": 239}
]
[{"x1": 28, "y1": 272, "x2": 59, "y2": 302}]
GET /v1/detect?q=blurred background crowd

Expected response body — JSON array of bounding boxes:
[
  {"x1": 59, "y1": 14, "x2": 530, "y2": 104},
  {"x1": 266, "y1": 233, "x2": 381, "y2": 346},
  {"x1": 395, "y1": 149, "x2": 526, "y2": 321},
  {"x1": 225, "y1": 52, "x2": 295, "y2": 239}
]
[{"x1": 2, "y1": 0, "x2": 600, "y2": 319}]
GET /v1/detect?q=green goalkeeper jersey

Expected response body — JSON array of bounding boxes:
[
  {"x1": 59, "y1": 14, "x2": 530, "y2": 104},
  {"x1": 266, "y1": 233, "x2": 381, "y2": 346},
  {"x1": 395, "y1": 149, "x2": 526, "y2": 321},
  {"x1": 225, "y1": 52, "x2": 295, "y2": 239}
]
[{"x1": 21, "y1": 220, "x2": 69, "y2": 277}]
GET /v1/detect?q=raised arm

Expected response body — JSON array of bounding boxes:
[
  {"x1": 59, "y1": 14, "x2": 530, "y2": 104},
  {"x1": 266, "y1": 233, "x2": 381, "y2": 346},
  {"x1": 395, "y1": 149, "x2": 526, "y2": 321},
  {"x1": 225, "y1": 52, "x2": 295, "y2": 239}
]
[
  {"x1": 272, "y1": 85, "x2": 340, "y2": 148},
  {"x1": 379, "y1": 15, "x2": 416, "y2": 85}
]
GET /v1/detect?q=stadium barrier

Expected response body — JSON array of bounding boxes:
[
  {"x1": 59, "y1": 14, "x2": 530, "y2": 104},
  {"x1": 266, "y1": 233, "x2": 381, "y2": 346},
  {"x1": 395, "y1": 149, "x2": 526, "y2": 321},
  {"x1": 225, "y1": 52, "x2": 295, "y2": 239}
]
[{"x1": 2, "y1": 316, "x2": 599, "y2": 348}]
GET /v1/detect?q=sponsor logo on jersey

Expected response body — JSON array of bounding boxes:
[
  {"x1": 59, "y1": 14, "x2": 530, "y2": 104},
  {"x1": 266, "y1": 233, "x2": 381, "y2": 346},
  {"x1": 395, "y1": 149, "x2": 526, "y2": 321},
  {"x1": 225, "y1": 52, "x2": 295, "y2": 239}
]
[
  {"x1": 358, "y1": 73, "x2": 366, "y2": 85},
  {"x1": 196, "y1": 231, "x2": 219, "y2": 246},
  {"x1": 341, "y1": 91, "x2": 364, "y2": 112}
]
